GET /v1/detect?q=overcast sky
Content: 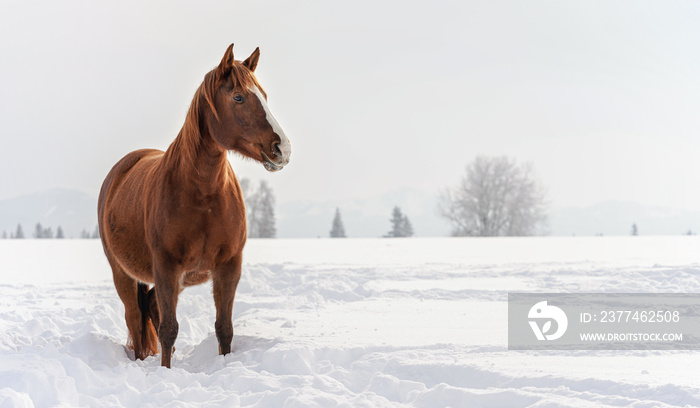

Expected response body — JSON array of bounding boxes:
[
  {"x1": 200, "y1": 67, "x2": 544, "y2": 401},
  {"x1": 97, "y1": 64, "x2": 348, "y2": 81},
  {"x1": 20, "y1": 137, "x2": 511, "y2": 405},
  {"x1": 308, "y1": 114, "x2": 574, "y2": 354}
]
[{"x1": 2, "y1": 1, "x2": 700, "y2": 211}]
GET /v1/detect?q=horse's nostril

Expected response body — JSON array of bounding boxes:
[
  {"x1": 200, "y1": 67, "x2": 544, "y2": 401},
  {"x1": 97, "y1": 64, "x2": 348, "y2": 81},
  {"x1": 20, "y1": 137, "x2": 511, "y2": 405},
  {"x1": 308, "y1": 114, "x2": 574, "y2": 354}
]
[{"x1": 273, "y1": 142, "x2": 282, "y2": 158}]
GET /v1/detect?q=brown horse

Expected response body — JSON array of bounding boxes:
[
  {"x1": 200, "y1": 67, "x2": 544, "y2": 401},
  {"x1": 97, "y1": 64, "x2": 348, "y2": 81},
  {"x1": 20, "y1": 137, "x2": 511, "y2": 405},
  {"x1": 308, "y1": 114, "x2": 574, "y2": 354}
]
[{"x1": 98, "y1": 44, "x2": 291, "y2": 368}]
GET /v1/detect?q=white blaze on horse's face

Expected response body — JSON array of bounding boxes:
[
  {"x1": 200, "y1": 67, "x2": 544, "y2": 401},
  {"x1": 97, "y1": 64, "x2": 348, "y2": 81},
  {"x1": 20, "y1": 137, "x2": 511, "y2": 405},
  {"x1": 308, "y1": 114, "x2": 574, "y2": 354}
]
[{"x1": 249, "y1": 85, "x2": 291, "y2": 172}]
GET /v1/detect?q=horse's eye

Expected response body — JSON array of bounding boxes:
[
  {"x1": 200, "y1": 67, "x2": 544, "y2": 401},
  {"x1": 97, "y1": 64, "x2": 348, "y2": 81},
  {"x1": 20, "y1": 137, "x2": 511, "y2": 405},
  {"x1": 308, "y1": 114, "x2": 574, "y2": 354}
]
[{"x1": 233, "y1": 95, "x2": 245, "y2": 103}]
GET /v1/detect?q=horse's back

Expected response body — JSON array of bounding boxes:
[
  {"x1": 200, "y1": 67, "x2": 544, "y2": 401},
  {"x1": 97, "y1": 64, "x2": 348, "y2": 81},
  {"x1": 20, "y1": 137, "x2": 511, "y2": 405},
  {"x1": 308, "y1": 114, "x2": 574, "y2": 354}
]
[{"x1": 98, "y1": 149, "x2": 164, "y2": 282}]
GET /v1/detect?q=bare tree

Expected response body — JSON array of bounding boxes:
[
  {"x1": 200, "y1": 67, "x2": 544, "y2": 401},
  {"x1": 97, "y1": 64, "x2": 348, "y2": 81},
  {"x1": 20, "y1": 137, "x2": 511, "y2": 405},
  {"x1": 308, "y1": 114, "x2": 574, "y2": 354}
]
[
  {"x1": 438, "y1": 156, "x2": 548, "y2": 236},
  {"x1": 239, "y1": 178, "x2": 251, "y2": 201},
  {"x1": 247, "y1": 180, "x2": 276, "y2": 238}
]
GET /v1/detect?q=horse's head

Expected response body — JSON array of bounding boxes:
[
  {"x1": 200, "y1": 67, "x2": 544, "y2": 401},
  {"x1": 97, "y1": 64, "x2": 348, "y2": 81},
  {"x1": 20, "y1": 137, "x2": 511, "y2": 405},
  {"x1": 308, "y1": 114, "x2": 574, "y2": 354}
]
[{"x1": 205, "y1": 44, "x2": 291, "y2": 172}]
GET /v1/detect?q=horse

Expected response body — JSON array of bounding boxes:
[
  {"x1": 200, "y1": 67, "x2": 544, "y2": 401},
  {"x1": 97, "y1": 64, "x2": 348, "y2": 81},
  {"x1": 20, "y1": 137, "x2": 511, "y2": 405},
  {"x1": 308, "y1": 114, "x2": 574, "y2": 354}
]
[{"x1": 97, "y1": 44, "x2": 291, "y2": 368}]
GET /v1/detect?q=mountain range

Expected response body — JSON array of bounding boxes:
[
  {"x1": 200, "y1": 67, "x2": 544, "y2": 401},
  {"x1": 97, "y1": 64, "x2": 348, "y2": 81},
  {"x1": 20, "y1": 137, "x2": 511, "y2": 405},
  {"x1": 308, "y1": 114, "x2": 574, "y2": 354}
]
[
  {"x1": 2, "y1": 188, "x2": 699, "y2": 238},
  {"x1": 0, "y1": 188, "x2": 98, "y2": 238},
  {"x1": 549, "y1": 201, "x2": 700, "y2": 236}
]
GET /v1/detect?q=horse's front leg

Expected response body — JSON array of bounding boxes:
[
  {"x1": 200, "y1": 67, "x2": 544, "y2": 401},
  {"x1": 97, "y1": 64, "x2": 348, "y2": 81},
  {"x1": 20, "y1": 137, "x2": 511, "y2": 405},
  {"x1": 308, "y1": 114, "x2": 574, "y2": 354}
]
[
  {"x1": 153, "y1": 255, "x2": 181, "y2": 368},
  {"x1": 213, "y1": 253, "x2": 243, "y2": 355}
]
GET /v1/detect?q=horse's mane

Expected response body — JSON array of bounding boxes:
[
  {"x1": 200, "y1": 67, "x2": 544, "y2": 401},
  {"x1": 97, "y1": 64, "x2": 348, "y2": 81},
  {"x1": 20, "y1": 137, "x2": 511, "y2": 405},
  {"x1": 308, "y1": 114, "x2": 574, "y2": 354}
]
[{"x1": 165, "y1": 61, "x2": 265, "y2": 169}]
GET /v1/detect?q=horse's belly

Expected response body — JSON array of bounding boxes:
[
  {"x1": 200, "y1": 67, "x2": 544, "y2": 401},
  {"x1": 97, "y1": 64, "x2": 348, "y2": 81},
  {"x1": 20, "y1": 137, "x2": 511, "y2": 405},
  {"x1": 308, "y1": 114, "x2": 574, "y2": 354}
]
[
  {"x1": 107, "y1": 225, "x2": 154, "y2": 282},
  {"x1": 182, "y1": 269, "x2": 212, "y2": 287}
]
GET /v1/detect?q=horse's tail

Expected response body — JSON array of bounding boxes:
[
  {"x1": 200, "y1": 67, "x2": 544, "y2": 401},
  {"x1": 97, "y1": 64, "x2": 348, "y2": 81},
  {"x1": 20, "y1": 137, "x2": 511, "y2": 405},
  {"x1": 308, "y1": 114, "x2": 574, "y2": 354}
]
[{"x1": 137, "y1": 282, "x2": 159, "y2": 357}]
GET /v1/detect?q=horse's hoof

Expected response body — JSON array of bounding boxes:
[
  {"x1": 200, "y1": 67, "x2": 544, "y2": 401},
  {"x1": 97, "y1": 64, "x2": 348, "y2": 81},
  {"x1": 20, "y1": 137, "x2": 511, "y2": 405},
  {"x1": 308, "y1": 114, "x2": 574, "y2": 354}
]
[{"x1": 218, "y1": 344, "x2": 231, "y2": 355}]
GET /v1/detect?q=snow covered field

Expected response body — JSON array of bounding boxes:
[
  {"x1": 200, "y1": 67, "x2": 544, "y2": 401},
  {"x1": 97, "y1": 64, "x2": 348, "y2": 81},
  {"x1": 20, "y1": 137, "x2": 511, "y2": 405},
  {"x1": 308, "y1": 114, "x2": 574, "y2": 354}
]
[{"x1": 2, "y1": 237, "x2": 700, "y2": 407}]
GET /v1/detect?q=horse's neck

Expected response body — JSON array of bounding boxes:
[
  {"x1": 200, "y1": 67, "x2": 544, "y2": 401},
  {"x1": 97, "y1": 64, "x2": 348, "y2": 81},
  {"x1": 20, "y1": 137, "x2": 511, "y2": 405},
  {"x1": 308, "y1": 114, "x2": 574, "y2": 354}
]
[{"x1": 163, "y1": 126, "x2": 230, "y2": 197}]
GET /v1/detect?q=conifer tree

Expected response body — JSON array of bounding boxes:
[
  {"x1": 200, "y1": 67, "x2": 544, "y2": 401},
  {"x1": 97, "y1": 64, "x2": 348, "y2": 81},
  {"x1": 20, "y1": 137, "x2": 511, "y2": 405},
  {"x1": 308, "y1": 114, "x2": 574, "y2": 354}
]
[
  {"x1": 401, "y1": 214, "x2": 414, "y2": 237},
  {"x1": 34, "y1": 223, "x2": 54, "y2": 239},
  {"x1": 34, "y1": 223, "x2": 44, "y2": 239},
  {"x1": 14, "y1": 224, "x2": 24, "y2": 239},
  {"x1": 330, "y1": 208, "x2": 346, "y2": 238},
  {"x1": 385, "y1": 206, "x2": 414, "y2": 238}
]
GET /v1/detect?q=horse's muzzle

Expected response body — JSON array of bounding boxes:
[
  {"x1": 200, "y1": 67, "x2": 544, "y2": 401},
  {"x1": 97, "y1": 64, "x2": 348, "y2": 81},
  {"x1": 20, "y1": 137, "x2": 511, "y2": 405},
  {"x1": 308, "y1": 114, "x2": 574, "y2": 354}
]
[{"x1": 261, "y1": 150, "x2": 288, "y2": 172}]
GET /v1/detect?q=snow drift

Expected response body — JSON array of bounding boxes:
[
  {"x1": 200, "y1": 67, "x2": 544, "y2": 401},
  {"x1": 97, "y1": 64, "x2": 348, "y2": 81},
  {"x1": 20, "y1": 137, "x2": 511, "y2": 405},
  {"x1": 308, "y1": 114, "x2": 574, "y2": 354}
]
[{"x1": 1, "y1": 237, "x2": 700, "y2": 407}]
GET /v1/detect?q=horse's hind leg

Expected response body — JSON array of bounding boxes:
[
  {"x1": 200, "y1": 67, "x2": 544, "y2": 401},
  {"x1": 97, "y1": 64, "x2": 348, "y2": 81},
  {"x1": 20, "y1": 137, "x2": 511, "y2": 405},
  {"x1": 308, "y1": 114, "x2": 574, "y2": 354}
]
[
  {"x1": 147, "y1": 286, "x2": 160, "y2": 334},
  {"x1": 213, "y1": 253, "x2": 243, "y2": 355},
  {"x1": 109, "y1": 259, "x2": 159, "y2": 360}
]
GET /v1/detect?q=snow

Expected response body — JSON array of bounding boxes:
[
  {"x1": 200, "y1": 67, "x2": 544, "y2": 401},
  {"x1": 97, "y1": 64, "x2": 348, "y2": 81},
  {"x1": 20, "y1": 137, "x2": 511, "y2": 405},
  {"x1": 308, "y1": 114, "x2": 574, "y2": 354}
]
[{"x1": 2, "y1": 237, "x2": 700, "y2": 407}]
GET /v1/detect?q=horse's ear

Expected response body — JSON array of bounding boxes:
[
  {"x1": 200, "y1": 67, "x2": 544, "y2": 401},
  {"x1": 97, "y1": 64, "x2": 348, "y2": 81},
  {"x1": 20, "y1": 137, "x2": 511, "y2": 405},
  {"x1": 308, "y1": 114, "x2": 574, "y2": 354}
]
[
  {"x1": 243, "y1": 47, "x2": 260, "y2": 72},
  {"x1": 217, "y1": 43, "x2": 235, "y2": 75}
]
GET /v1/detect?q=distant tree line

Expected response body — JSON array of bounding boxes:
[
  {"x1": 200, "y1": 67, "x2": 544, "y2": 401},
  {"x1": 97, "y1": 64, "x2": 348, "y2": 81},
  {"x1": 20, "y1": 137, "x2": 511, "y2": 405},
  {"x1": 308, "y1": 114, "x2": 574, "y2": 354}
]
[
  {"x1": 1, "y1": 223, "x2": 99, "y2": 239},
  {"x1": 80, "y1": 226, "x2": 100, "y2": 239},
  {"x1": 330, "y1": 206, "x2": 414, "y2": 238},
  {"x1": 9, "y1": 161, "x2": 698, "y2": 239},
  {"x1": 327, "y1": 156, "x2": 549, "y2": 238},
  {"x1": 34, "y1": 222, "x2": 58, "y2": 239}
]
